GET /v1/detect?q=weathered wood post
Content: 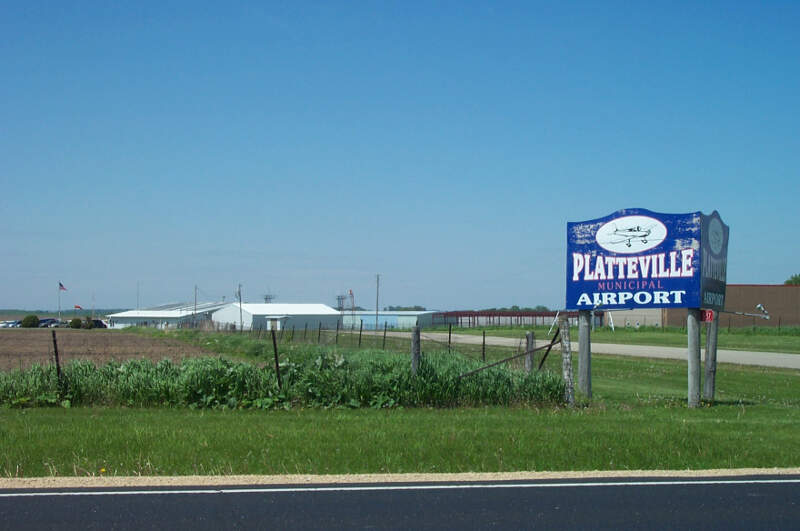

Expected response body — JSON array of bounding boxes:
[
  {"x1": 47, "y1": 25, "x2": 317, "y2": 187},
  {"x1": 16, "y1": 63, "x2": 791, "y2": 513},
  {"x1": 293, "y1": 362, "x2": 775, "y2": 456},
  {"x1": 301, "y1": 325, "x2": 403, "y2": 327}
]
[
  {"x1": 411, "y1": 326, "x2": 421, "y2": 375},
  {"x1": 687, "y1": 308, "x2": 702, "y2": 407},
  {"x1": 358, "y1": 320, "x2": 363, "y2": 348},
  {"x1": 578, "y1": 310, "x2": 592, "y2": 398},
  {"x1": 271, "y1": 329, "x2": 282, "y2": 390},
  {"x1": 335, "y1": 320, "x2": 340, "y2": 345},
  {"x1": 448, "y1": 324, "x2": 452, "y2": 353},
  {"x1": 703, "y1": 310, "x2": 720, "y2": 402},
  {"x1": 51, "y1": 330, "x2": 63, "y2": 395},
  {"x1": 382, "y1": 322, "x2": 387, "y2": 350},
  {"x1": 558, "y1": 315, "x2": 575, "y2": 406},
  {"x1": 482, "y1": 330, "x2": 486, "y2": 362},
  {"x1": 525, "y1": 331, "x2": 534, "y2": 373}
]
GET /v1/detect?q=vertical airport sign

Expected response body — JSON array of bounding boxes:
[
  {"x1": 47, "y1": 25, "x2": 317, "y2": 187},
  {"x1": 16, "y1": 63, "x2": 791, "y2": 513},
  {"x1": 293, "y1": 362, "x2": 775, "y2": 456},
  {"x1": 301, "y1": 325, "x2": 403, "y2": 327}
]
[{"x1": 566, "y1": 208, "x2": 728, "y2": 311}]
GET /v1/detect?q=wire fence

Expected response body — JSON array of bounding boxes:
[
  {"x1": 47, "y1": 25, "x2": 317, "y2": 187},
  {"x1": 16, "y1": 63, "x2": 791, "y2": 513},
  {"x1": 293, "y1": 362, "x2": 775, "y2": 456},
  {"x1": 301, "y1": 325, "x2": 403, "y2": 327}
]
[{"x1": 233, "y1": 323, "x2": 555, "y2": 373}]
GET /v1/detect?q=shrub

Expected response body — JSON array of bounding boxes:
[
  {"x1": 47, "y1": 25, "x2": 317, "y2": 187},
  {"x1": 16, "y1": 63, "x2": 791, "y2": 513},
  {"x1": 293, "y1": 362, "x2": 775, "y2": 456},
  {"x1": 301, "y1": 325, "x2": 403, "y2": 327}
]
[
  {"x1": 21, "y1": 315, "x2": 39, "y2": 328},
  {"x1": 69, "y1": 318, "x2": 82, "y2": 329},
  {"x1": 81, "y1": 316, "x2": 94, "y2": 329}
]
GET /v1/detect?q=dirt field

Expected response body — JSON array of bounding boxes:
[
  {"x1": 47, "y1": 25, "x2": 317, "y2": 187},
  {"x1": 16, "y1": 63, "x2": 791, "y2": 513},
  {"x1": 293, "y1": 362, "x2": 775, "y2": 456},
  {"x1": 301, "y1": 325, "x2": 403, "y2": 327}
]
[{"x1": 0, "y1": 329, "x2": 214, "y2": 371}]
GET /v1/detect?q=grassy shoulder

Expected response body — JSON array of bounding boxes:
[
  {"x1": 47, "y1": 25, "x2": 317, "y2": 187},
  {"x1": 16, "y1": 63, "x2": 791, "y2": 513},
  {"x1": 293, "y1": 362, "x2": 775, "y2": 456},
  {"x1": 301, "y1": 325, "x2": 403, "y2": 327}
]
[
  {"x1": 2, "y1": 352, "x2": 798, "y2": 476},
  {"x1": 428, "y1": 325, "x2": 800, "y2": 354}
]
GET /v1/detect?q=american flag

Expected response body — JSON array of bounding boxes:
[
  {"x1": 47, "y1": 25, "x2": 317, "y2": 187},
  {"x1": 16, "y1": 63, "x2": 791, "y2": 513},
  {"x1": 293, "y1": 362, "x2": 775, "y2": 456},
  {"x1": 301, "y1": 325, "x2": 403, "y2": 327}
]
[{"x1": 59, "y1": 282, "x2": 67, "y2": 291}]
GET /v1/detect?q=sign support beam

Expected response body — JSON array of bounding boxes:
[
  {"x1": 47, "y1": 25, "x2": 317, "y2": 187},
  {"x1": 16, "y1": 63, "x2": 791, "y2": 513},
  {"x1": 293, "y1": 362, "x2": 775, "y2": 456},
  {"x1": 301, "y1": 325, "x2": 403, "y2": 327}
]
[
  {"x1": 703, "y1": 310, "x2": 720, "y2": 401},
  {"x1": 578, "y1": 310, "x2": 591, "y2": 398},
  {"x1": 687, "y1": 308, "x2": 702, "y2": 408}
]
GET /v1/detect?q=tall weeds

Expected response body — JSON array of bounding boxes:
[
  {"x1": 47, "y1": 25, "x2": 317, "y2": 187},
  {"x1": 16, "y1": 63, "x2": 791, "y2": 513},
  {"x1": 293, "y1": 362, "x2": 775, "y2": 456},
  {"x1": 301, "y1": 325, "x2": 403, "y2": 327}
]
[{"x1": 0, "y1": 349, "x2": 564, "y2": 409}]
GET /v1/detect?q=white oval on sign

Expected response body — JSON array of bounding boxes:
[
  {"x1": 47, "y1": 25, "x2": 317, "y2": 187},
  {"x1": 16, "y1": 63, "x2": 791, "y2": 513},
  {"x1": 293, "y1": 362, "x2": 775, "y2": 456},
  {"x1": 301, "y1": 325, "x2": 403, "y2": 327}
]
[{"x1": 595, "y1": 215, "x2": 667, "y2": 254}]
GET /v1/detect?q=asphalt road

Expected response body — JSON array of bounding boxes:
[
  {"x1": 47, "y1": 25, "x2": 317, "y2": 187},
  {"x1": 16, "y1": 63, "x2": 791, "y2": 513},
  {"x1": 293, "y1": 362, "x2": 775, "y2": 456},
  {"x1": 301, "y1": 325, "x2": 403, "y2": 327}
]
[
  {"x1": 402, "y1": 331, "x2": 800, "y2": 369},
  {"x1": 2, "y1": 476, "x2": 799, "y2": 530}
]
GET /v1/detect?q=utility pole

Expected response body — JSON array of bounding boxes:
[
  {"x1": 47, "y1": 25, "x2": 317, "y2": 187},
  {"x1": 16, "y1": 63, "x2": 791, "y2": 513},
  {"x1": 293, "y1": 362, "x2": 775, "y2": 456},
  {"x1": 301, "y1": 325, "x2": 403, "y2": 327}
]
[
  {"x1": 375, "y1": 274, "x2": 380, "y2": 332},
  {"x1": 238, "y1": 283, "x2": 243, "y2": 333}
]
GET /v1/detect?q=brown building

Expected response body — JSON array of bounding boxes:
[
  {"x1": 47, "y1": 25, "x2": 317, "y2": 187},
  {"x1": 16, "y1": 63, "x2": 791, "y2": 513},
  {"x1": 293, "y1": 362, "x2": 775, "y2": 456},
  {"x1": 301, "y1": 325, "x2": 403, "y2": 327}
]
[{"x1": 663, "y1": 284, "x2": 800, "y2": 328}]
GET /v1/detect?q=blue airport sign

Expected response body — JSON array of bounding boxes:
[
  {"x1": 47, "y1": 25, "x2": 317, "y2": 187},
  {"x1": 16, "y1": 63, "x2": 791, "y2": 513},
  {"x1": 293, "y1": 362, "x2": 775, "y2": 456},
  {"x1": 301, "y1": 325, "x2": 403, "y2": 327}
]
[{"x1": 566, "y1": 208, "x2": 728, "y2": 311}]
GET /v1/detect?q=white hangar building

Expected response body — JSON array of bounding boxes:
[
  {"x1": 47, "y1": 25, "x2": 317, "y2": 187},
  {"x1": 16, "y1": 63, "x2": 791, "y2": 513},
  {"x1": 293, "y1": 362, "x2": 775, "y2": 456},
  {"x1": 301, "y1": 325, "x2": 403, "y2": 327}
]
[
  {"x1": 107, "y1": 302, "x2": 229, "y2": 329},
  {"x1": 212, "y1": 303, "x2": 342, "y2": 331}
]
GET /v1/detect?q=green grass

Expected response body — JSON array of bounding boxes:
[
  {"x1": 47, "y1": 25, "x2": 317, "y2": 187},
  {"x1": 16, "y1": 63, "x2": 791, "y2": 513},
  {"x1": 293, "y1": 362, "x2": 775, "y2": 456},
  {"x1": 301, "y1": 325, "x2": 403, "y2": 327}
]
[
  {"x1": 428, "y1": 325, "x2": 800, "y2": 354},
  {"x1": 1, "y1": 346, "x2": 799, "y2": 476}
]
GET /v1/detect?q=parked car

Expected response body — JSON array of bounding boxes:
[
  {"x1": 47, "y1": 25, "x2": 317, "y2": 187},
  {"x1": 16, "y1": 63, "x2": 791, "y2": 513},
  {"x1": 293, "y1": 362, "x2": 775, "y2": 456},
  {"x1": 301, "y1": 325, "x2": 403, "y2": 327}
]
[
  {"x1": 92, "y1": 319, "x2": 108, "y2": 329},
  {"x1": 38, "y1": 318, "x2": 57, "y2": 328}
]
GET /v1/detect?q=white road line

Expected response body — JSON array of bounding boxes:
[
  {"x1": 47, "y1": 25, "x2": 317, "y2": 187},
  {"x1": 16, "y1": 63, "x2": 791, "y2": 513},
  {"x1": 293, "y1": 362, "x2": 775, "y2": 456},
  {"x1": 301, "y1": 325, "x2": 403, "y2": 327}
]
[{"x1": 2, "y1": 478, "x2": 799, "y2": 497}]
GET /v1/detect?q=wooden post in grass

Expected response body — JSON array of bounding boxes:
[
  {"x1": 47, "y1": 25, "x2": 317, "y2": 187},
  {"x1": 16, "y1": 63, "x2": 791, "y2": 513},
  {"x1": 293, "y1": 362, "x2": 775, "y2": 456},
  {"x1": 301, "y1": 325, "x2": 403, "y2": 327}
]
[
  {"x1": 482, "y1": 330, "x2": 486, "y2": 362},
  {"x1": 335, "y1": 320, "x2": 340, "y2": 345},
  {"x1": 358, "y1": 320, "x2": 363, "y2": 347},
  {"x1": 51, "y1": 330, "x2": 63, "y2": 393},
  {"x1": 318, "y1": 322, "x2": 322, "y2": 343},
  {"x1": 448, "y1": 324, "x2": 452, "y2": 353},
  {"x1": 687, "y1": 308, "x2": 702, "y2": 408},
  {"x1": 525, "y1": 331, "x2": 534, "y2": 373},
  {"x1": 411, "y1": 326, "x2": 420, "y2": 375},
  {"x1": 578, "y1": 310, "x2": 592, "y2": 398},
  {"x1": 271, "y1": 329, "x2": 282, "y2": 390},
  {"x1": 558, "y1": 315, "x2": 575, "y2": 406},
  {"x1": 382, "y1": 322, "x2": 387, "y2": 350},
  {"x1": 703, "y1": 310, "x2": 720, "y2": 402}
]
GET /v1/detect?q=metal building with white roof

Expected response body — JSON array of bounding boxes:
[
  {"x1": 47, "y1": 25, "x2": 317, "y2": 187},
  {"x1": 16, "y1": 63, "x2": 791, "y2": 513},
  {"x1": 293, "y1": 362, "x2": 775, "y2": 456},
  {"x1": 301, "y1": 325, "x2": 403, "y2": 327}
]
[
  {"x1": 211, "y1": 303, "x2": 342, "y2": 331},
  {"x1": 107, "y1": 301, "x2": 229, "y2": 329}
]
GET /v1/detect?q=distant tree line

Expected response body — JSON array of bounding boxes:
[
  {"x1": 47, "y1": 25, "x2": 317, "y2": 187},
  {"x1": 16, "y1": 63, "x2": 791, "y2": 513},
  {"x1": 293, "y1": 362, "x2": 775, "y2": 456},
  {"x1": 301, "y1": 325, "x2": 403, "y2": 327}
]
[
  {"x1": 480, "y1": 305, "x2": 551, "y2": 312},
  {"x1": 786, "y1": 274, "x2": 800, "y2": 285}
]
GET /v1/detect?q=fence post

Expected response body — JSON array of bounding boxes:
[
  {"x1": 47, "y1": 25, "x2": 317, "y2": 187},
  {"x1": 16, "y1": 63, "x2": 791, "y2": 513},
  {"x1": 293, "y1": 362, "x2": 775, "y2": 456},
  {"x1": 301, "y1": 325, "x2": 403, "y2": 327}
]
[
  {"x1": 578, "y1": 310, "x2": 592, "y2": 398},
  {"x1": 271, "y1": 329, "x2": 282, "y2": 390},
  {"x1": 411, "y1": 326, "x2": 420, "y2": 375},
  {"x1": 358, "y1": 320, "x2": 363, "y2": 348},
  {"x1": 558, "y1": 315, "x2": 575, "y2": 406},
  {"x1": 51, "y1": 330, "x2": 63, "y2": 396},
  {"x1": 335, "y1": 320, "x2": 340, "y2": 345},
  {"x1": 482, "y1": 330, "x2": 486, "y2": 362},
  {"x1": 688, "y1": 308, "x2": 702, "y2": 408},
  {"x1": 318, "y1": 322, "x2": 322, "y2": 344},
  {"x1": 703, "y1": 310, "x2": 720, "y2": 402},
  {"x1": 382, "y1": 322, "x2": 387, "y2": 350},
  {"x1": 525, "y1": 331, "x2": 534, "y2": 373},
  {"x1": 448, "y1": 324, "x2": 452, "y2": 353}
]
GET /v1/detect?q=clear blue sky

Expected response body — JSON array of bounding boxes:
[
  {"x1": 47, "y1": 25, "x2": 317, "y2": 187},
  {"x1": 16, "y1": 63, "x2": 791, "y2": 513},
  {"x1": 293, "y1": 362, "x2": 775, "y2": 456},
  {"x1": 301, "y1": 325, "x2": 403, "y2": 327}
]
[{"x1": 2, "y1": 2, "x2": 798, "y2": 311}]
